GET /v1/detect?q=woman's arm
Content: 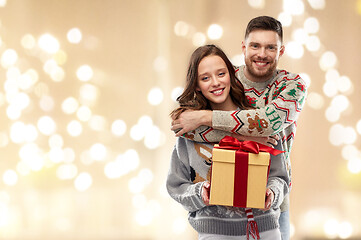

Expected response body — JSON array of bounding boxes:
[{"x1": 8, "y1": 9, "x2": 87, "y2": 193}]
[{"x1": 166, "y1": 139, "x2": 207, "y2": 212}]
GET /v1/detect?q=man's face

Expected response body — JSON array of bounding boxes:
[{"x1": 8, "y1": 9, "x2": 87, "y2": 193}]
[{"x1": 242, "y1": 30, "x2": 285, "y2": 83}]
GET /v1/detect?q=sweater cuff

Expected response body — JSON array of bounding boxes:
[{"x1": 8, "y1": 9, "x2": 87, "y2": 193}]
[{"x1": 212, "y1": 110, "x2": 236, "y2": 132}]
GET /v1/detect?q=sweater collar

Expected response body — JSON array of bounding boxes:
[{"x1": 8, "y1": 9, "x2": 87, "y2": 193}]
[{"x1": 238, "y1": 65, "x2": 277, "y2": 89}]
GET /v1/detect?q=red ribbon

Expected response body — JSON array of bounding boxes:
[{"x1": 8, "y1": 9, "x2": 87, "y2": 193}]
[{"x1": 214, "y1": 136, "x2": 284, "y2": 208}]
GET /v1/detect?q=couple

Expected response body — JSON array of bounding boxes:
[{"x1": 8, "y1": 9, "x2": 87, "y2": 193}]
[{"x1": 166, "y1": 16, "x2": 307, "y2": 240}]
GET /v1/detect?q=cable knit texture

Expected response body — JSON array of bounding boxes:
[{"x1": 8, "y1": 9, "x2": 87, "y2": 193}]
[{"x1": 166, "y1": 137, "x2": 289, "y2": 236}]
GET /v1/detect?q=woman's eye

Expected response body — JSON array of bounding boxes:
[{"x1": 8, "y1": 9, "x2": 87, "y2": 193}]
[
  {"x1": 219, "y1": 72, "x2": 225, "y2": 77},
  {"x1": 202, "y1": 76, "x2": 209, "y2": 81}
]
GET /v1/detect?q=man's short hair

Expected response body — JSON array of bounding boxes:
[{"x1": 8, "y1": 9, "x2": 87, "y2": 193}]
[{"x1": 245, "y1": 16, "x2": 283, "y2": 43}]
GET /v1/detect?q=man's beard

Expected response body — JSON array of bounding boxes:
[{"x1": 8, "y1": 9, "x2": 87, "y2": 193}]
[{"x1": 245, "y1": 57, "x2": 276, "y2": 81}]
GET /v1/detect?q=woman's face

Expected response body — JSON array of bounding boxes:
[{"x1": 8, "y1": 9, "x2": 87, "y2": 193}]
[{"x1": 196, "y1": 55, "x2": 237, "y2": 111}]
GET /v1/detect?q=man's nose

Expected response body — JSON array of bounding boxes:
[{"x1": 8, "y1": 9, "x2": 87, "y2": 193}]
[{"x1": 257, "y1": 47, "x2": 267, "y2": 58}]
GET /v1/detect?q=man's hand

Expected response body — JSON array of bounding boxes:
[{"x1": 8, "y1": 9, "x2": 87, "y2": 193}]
[
  {"x1": 201, "y1": 181, "x2": 211, "y2": 205},
  {"x1": 231, "y1": 133, "x2": 279, "y2": 148},
  {"x1": 262, "y1": 188, "x2": 274, "y2": 211},
  {"x1": 171, "y1": 110, "x2": 212, "y2": 137}
]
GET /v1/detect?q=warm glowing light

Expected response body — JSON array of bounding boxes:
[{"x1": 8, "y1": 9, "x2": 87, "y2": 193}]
[
  {"x1": 144, "y1": 125, "x2": 162, "y2": 149},
  {"x1": 174, "y1": 21, "x2": 189, "y2": 37},
  {"x1": 67, "y1": 28, "x2": 82, "y2": 44},
  {"x1": 67, "y1": 120, "x2": 83, "y2": 137},
  {"x1": 129, "y1": 177, "x2": 144, "y2": 194},
  {"x1": 285, "y1": 41, "x2": 304, "y2": 59},
  {"x1": 76, "y1": 106, "x2": 92, "y2": 122},
  {"x1": 247, "y1": 0, "x2": 265, "y2": 9},
  {"x1": 90, "y1": 143, "x2": 107, "y2": 161},
  {"x1": 43, "y1": 59, "x2": 58, "y2": 74},
  {"x1": 63, "y1": 148, "x2": 75, "y2": 163},
  {"x1": 299, "y1": 73, "x2": 311, "y2": 87},
  {"x1": 283, "y1": 0, "x2": 305, "y2": 15},
  {"x1": 207, "y1": 24, "x2": 223, "y2": 40},
  {"x1": 337, "y1": 76, "x2": 353, "y2": 93},
  {"x1": 49, "y1": 134, "x2": 64, "y2": 148},
  {"x1": 74, "y1": 172, "x2": 92, "y2": 191},
  {"x1": 192, "y1": 32, "x2": 206, "y2": 47},
  {"x1": 138, "y1": 168, "x2": 153, "y2": 185},
  {"x1": 292, "y1": 28, "x2": 308, "y2": 44},
  {"x1": 49, "y1": 147, "x2": 65, "y2": 163},
  {"x1": 308, "y1": 0, "x2": 326, "y2": 9},
  {"x1": 344, "y1": 127, "x2": 357, "y2": 145},
  {"x1": 57, "y1": 164, "x2": 78, "y2": 180},
  {"x1": 329, "y1": 124, "x2": 344, "y2": 146},
  {"x1": 38, "y1": 33, "x2": 60, "y2": 54},
  {"x1": 77, "y1": 65, "x2": 93, "y2": 82},
  {"x1": 278, "y1": 12, "x2": 292, "y2": 27},
  {"x1": 54, "y1": 50, "x2": 67, "y2": 65},
  {"x1": 325, "y1": 106, "x2": 340, "y2": 123},
  {"x1": 19, "y1": 143, "x2": 45, "y2": 171},
  {"x1": 172, "y1": 217, "x2": 187, "y2": 234},
  {"x1": 24, "y1": 124, "x2": 38, "y2": 142},
  {"x1": 147, "y1": 87, "x2": 163, "y2": 105},
  {"x1": 0, "y1": 0, "x2": 7, "y2": 7},
  {"x1": 331, "y1": 95, "x2": 349, "y2": 113},
  {"x1": 341, "y1": 145, "x2": 359, "y2": 160},
  {"x1": 21, "y1": 34, "x2": 36, "y2": 49},
  {"x1": 123, "y1": 149, "x2": 140, "y2": 170},
  {"x1": 39, "y1": 95, "x2": 55, "y2": 112},
  {"x1": 0, "y1": 132, "x2": 9, "y2": 147},
  {"x1": 79, "y1": 84, "x2": 98, "y2": 105},
  {"x1": 2, "y1": 170, "x2": 18, "y2": 186},
  {"x1": 357, "y1": 119, "x2": 361, "y2": 135},
  {"x1": 50, "y1": 66, "x2": 65, "y2": 82},
  {"x1": 130, "y1": 125, "x2": 144, "y2": 141},
  {"x1": 305, "y1": 35, "x2": 321, "y2": 52},
  {"x1": 10, "y1": 121, "x2": 26, "y2": 143},
  {"x1": 323, "y1": 81, "x2": 338, "y2": 98},
  {"x1": 88, "y1": 115, "x2": 107, "y2": 131},
  {"x1": 231, "y1": 54, "x2": 245, "y2": 67},
  {"x1": 132, "y1": 194, "x2": 147, "y2": 209},
  {"x1": 304, "y1": 17, "x2": 320, "y2": 34},
  {"x1": 319, "y1": 51, "x2": 337, "y2": 71},
  {"x1": 347, "y1": 157, "x2": 361, "y2": 174},
  {"x1": 171, "y1": 87, "x2": 183, "y2": 102},
  {"x1": 338, "y1": 221, "x2": 353, "y2": 239},
  {"x1": 153, "y1": 56, "x2": 168, "y2": 72},
  {"x1": 37, "y1": 116, "x2": 56, "y2": 136},
  {"x1": 324, "y1": 218, "x2": 339, "y2": 238},
  {"x1": 6, "y1": 105, "x2": 21, "y2": 120},
  {"x1": 111, "y1": 119, "x2": 127, "y2": 137},
  {"x1": 62, "y1": 97, "x2": 79, "y2": 114},
  {"x1": 1, "y1": 49, "x2": 18, "y2": 68},
  {"x1": 306, "y1": 92, "x2": 324, "y2": 110}
]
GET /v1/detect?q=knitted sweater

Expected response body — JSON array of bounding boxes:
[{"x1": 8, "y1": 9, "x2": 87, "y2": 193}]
[
  {"x1": 166, "y1": 137, "x2": 289, "y2": 236},
  {"x1": 183, "y1": 66, "x2": 307, "y2": 210}
]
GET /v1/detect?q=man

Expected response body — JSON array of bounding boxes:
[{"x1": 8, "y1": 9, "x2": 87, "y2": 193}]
[{"x1": 171, "y1": 16, "x2": 307, "y2": 240}]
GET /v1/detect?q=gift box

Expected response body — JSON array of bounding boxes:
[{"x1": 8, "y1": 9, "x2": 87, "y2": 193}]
[{"x1": 209, "y1": 136, "x2": 283, "y2": 209}]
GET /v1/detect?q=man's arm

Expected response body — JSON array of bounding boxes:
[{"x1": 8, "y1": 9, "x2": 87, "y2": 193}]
[{"x1": 172, "y1": 73, "x2": 307, "y2": 139}]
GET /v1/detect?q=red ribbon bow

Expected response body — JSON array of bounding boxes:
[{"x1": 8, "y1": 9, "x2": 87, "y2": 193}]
[{"x1": 216, "y1": 136, "x2": 284, "y2": 156}]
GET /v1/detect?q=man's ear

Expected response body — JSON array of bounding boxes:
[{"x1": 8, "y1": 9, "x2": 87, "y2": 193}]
[
  {"x1": 279, "y1": 45, "x2": 285, "y2": 57},
  {"x1": 241, "y1": 40, "x2": 246, "y2": 54}
]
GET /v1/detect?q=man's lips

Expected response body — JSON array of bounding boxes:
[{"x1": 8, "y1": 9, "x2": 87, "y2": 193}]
[{"x1": 254, "y1": 61, "x2": 269, "y2": 67}]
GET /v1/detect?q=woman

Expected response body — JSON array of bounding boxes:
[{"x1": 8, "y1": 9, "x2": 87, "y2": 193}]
[{"x1": 166, "y1": 45, "x2": 289, "y2": 240}]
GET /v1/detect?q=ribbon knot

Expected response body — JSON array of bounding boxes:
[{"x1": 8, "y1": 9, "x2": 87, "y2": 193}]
[{"x1": 216, "y1": 136, "x2": 283, "y2": 156}]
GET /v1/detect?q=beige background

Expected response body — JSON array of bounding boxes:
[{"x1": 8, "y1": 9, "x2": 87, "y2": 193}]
[{"x1": 0, "y1": 0, "x2": 360, "y2": 239}]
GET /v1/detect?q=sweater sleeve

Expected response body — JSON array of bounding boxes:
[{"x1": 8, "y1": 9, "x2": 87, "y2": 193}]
[
  {"x1": 212, "y1": 73, "x2": 307, "y2": 136},
  {"x1": 166, "y1": 138, "x2": 207, "y2": 212},
  {"x1": 266, "y1": 140, "x2": 289, "y2": 209}
]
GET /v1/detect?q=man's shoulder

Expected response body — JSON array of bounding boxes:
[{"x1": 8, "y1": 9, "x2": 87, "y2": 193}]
[{"x1": 274, "y1": 69, "x2": 307, "y2": 86}]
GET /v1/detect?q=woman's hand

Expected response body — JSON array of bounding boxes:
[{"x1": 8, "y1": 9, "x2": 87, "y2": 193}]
[
  {"x1": 201, "y1": 181, "x2": 211, "y2": 205},
  {"x1": 262, "y1": 188, "x2": 274, "y2": 211},
  {"x1": 231, "y1": 133, "x2": 279, "y2": 148}
]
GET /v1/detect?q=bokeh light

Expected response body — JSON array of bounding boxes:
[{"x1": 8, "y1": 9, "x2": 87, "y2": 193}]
[
  {"x1": 76, "y1": 65, "x2": 93, "y2": 82},
  {"x1": 147, "y1": 87, "x2": 163, "y2": 105},
  {"x1": 207, "y1": 24, "x2": 223, "y2": 40},
  {"x1": 67, "y1": 28, "x2": 82, "y2": 44},
  {"x1": 38, "y1": 33, "x2": 60, "y2": 54}
]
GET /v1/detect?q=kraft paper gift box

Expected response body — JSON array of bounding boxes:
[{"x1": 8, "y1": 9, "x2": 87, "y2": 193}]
[{"x1": 209, "y1": 136, "x2": 283, "y2": 209}]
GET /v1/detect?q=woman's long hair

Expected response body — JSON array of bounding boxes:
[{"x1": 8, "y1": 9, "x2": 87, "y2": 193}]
[{"x1": 171, "y1": 44, "x2": 253, "y2": 119}]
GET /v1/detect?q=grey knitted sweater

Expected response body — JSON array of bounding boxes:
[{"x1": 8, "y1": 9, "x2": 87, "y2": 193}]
[{"x1": 166, "y1": 137, "x2": 289, "y2": 236}]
